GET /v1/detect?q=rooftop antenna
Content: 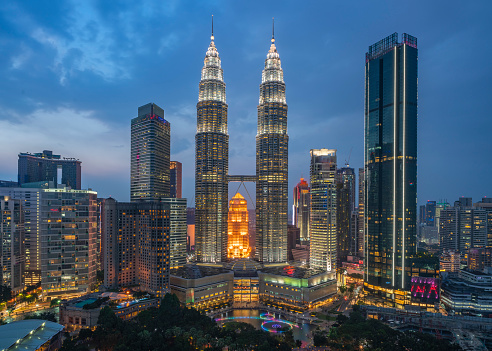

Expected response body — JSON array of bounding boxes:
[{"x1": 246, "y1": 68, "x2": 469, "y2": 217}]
[
  {"x1": 211, "y1": 14, "x2": 214, "y2": 41},
  {"x1": 272, "y1": 17, "x2": 275, "y2": 43}
]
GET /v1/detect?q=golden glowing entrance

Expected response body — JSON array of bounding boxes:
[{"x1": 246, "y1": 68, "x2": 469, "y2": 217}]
[{"x1": 227, "y1": 193, "x2": 251, "y2": 258}]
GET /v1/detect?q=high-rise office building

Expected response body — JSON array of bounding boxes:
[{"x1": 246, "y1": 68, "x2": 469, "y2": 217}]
[
  {"x1": 293, "y1": 178, "x2": 310, "y2": 242},
  {"x1": 357, "y1": 168, "x2": 365, "y2": 257},
  {"x1": 131, "y1": 103, "x2": 171, "y2": 202},
  {"x1": 18, "y1": 150, "x2": 81, "y2": 189},
  {"x1": 336, "y1": 167, "x2": 356, "y2": 266},
  {"x1": 195, "y1": 26, "x2": 229, "y2": 263},
  {"x1": 103, "y1": 198, "x2": 171, "y2": 296},
  {"x1": 0, "y1": 197, "x2": 24, "y2": 293},
  {"x1": 227, "y1": 193, "x2": 250, "y2": 259},
  {"x1": 364, "y1": 33, "x2": 418, "y2": 304},
  {"x1": 310, "y1": 149, "x2": 337, "y2": 272},
  {"x1": 170, "y1": 161, "x2": 182, "y2": 198},
  {"x1": 256, "y1": 29, "x2": 288, "y2": 263}
]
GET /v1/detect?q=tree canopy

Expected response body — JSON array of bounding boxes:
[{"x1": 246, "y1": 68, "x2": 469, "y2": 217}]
[{"x1": 61, "y1": 293, "x2": 296, "y2": 351}]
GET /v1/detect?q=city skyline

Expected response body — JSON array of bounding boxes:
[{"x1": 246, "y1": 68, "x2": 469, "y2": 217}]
[{"x1": 1, "y1": 2, "x2": 491, "y2": 209}]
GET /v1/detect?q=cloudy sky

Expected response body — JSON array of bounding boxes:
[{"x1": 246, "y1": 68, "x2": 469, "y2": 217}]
[{"x1": 1, "y1": 1, "x2": 491, "y2": 210}]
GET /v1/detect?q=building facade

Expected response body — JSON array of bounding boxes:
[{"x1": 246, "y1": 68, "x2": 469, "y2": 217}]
[
  {"x1": 336, "y1": 167, "x2": 356, "y2": 266},
  {"x1": 131, "y1": 103, "x2": 171, "y2": 202},
  {"x1": 227, "y1": 193, "x2": 250, "y2": 259},
  {"x1": 0, "y1": 197, "x2": 24, "y2": 293},
  {"x1": 255, "y1": 32, "x2": 288, "y2": 263},
  {"x1": 440, "y1": 201, "x2": 492, "y2": 253},
  {"x1": 310, "y1": 149, "x2": 337, "y2": 272},
  {"x1": 440, "y1": 250, "x2": 461, "y2": 273},
  {"x1": 195, "y1": 30, "x2": 229, "y2": 263},
  {"x1": 18, "y1": 150, "x2": 81, "y2": 189},
  {"x1": 357, "y1": 167, "x2": 365, "y2": 257},
  {"x1": 364, "y1": 33, "x2": 418, "y2": 305},
  {"x1": 102, "y1": 198, "x2": 172, "y2": 297},
  {"x1": 0, "y1": 187, "x2": 43, "y2": 285},
  {"x1": 170, "y1": 161, "x2": 182, "y2": 198},
  {"x1": 293, "y1": 178, "x2": 310, "y2": 242},
  {"x1": 40, "y1": 187, "x2": 97, "y2": 297},
  {"x1": 441, "y1": 269, "x2": 492, "y2": 317},
  {"x1": 467, "y1": 248, "x2": 492, "y2": 272},
  {"x1": 164, "y1": 198, "x2": 188, "y2": 269}
]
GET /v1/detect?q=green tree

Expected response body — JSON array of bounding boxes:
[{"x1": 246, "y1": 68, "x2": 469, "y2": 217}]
[
  {"x1": 24, "y1": 311, "x2": 57, "y2": 322},
  {"x1": 0, "y1": 286, "x2": 11, "y2": 303}
]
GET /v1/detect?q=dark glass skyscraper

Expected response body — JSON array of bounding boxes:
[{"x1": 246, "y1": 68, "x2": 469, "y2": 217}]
[
  {"x1": 256, "y1": 31, "x2": 288, "y2": 263},
  {"x1": 131, "y1": 103, "x2": 171, "y2": 202},
  {"x1": 357, "y1": 167, "x2": 365, "y2": 257},
  {"x1": 364, "y1": 33, "x2": 418, "y2": 304},
  {"x1": 336, "y1": 167, "x2": 355, "y2": 266},
  {"x1": 195, "y1": 28, "x2": 229, "y2": 263}
]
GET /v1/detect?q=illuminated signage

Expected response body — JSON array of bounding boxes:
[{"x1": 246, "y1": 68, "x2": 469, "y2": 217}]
[{"x1": 410, "y1": 276, "x2": 439, "y2": 304}]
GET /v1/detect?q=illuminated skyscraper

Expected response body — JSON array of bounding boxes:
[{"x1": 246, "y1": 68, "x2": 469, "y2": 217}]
[
  {"x1": 256, "y1": 25, "x2": 288, "y2": 263},
  {"x1": 364, "y1": 33, "x2": 417, "y2": 304},
  {"x1": 131, "y1": 103, "x2": 171, "y2": 202},
  {"x1": 310, "y1": 149, "x2": 337, "y2": 271},
  {"x1": 293, "y1": 178, "x2": 310, "y2": 242},
  {"x1": 195, "y1": 22, "x2": 229, "y2": 263},
  {"x1": 227, "y1": 193, "x2": 250, "y2": 259}
]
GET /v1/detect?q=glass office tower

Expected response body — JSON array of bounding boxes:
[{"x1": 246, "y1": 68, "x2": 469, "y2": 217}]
[
  {"x1": 256, "y1": 31, "x2": 288, "y2": 263},
  {"x1": 195, "y1": 29, "x2": 229, "y2": 263},
  {"x1": 310, "y1": 149, "x2": 337, "y2": 272},
  {"x1": 131, "y1": 103, "x2": 171, "y2": 202},
  {"x1": 364, "y1": 33, "x2": 418, "y2": 305}
]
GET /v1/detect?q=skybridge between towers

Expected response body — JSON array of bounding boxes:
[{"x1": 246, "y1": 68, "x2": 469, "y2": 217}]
[
  {"x1": 227, "y1": 175, "x2": 256, "y2": 209},
  {"x1": 227, "y1": 175, "x2": 257, "y2": 183}
]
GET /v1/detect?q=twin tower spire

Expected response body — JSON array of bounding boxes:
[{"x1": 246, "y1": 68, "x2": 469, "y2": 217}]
[{"x1": 195, "y1": 17, "x2": 288, "y2": 264}]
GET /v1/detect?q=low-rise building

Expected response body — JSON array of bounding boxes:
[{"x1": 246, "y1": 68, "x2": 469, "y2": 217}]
[
  {"x1": 170, "y1": 265, "x2": 234, "y2": 311},
  {"x1": 258, "y1": 265, "x2": 337, "y2": 313},
  {"x1": 59, "y1": 293, "x2": 160, "y2": 330},
  {"x1": 0, "y1": 320, "x2": 64, "y2": 351},
  {"x1": 440, "y1": 250, "x2": 460, "y2": 273},
  {"x1": 441, "y1": 269, "x2": 492, "y2": 317},
  {"x1": 170, "y1": 261, "x2": 338, "y2": 314}
]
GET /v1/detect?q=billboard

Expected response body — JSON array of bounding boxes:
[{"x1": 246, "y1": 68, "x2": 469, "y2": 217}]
[{"x1": 410, "y1": 277, "x2": 439, "y2": 304}]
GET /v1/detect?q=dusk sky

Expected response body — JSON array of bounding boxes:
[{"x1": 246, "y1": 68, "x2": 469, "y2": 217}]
[{"x1": 1, "y1": 1, "x2": 491, "y2": 210}]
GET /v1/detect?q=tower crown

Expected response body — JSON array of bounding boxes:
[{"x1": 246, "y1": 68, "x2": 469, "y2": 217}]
[
  {"x1": 198, "y1": 17, "x2": 226, "y2": 104},
  {"x1": 261, "y1": 20, "x2": 284, "y2": 88}
]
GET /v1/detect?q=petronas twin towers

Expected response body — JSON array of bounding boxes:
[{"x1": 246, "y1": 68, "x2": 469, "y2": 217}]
[{"x1": 195, "y1": 20, "x2": 288, "y2": 263}]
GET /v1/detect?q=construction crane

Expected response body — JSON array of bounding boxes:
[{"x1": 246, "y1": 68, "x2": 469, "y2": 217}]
[{"x1": 345, "y1": 147, "x2": 353, "y2": 167}]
